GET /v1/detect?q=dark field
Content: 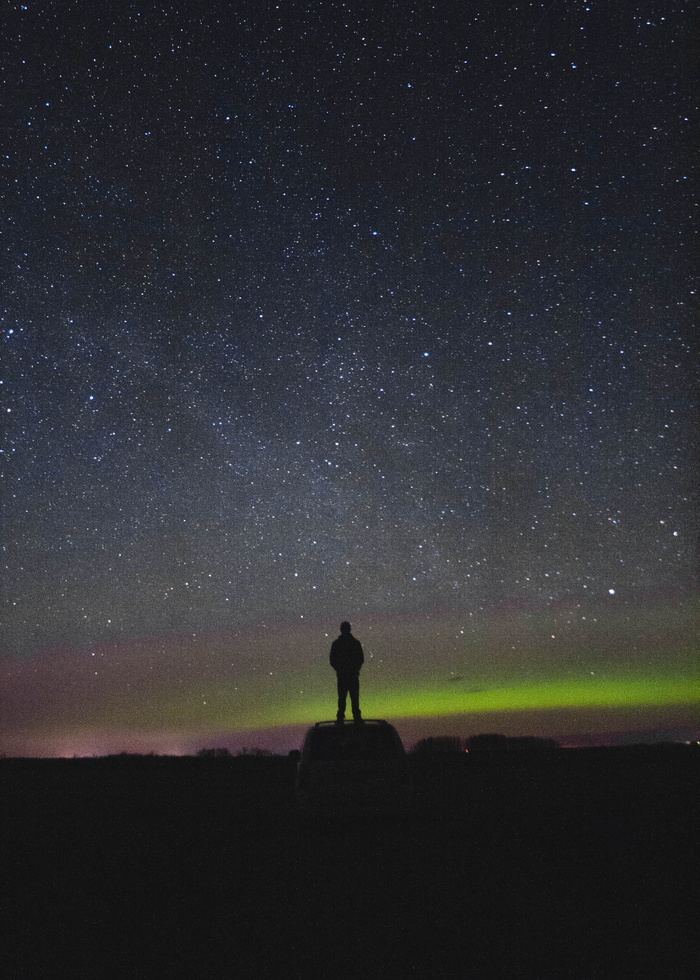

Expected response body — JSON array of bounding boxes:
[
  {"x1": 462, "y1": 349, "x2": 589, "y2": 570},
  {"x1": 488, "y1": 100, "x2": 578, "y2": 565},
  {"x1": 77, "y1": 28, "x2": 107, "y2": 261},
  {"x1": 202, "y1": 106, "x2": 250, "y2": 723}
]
[{"x1": 2, "y1": 746, "x2": 697, "y2": 979}]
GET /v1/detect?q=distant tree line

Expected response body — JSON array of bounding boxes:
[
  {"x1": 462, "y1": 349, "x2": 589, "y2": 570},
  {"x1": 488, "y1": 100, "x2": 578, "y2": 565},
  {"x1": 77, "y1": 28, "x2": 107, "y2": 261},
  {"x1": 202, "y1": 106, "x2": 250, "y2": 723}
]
[
  {"x1": 80, "y1": 734, "x2": 561, "y2": 761},
  {"x1": 411, "y1": 734, "x2": 560, "y2": 754}
]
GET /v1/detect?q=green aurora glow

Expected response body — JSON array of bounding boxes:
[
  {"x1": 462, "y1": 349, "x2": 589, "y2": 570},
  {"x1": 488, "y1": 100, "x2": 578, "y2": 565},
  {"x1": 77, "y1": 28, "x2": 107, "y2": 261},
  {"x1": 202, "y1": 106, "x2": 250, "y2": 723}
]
[
  {"x1": 85, "y1": 670, "x2": 696, "y2": 733},
  {"x1": 4, "y1": 601, "x2": 696, "y2": 753}
]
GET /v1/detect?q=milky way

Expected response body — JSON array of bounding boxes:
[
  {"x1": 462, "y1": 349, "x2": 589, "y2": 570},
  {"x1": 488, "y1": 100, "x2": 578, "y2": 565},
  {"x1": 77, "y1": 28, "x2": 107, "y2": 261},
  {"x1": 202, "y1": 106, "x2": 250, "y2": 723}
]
[{"x1": 2, "y1": 1, "x2": 696, "y2": 755}]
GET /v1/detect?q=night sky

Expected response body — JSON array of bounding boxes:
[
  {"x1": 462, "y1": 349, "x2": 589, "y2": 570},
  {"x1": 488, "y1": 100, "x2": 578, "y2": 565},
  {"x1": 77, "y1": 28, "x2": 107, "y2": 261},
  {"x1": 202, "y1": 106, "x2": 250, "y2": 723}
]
[{"x1": 2, "y1": 0, "x2": 697, "y2": 756}]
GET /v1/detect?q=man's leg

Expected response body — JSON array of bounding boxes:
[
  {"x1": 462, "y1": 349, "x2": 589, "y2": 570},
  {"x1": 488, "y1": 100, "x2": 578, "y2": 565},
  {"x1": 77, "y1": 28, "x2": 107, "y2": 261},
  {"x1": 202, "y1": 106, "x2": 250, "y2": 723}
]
[
  {"x1": 348, "y1": 673, "x2": 361, "y2": 722},
  {"x1": 336, "y1": 673, "x2": 348, "y2": 723}
]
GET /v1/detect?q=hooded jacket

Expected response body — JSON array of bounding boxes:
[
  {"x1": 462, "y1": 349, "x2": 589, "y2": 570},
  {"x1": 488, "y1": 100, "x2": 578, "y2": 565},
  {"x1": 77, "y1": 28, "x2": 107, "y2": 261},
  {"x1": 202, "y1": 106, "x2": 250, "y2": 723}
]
[{"x1": 329, "y1": 632, "x2": 364, "y2": 674}]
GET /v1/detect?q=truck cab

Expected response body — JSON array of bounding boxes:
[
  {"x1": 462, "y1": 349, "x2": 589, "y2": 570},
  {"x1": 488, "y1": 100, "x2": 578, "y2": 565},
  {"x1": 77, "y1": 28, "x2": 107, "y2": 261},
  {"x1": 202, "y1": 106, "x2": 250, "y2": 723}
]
[{"x1": 295, "y1": 720, "x2": 413, "y2": 813}]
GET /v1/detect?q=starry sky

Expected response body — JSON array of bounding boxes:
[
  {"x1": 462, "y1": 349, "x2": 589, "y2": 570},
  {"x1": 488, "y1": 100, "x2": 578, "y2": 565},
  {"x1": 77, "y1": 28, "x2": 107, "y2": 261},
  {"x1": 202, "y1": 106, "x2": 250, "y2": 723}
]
[{"x1": 2, "y1": 0, "x2": 697, "y2": 756}]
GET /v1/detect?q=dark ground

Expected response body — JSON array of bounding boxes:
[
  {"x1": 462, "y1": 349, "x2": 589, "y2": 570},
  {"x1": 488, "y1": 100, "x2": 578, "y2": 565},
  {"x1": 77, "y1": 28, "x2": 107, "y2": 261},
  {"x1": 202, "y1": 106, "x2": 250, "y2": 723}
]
[{"x1": 1, "y1": 746, "x2": 697, "y2": 979}]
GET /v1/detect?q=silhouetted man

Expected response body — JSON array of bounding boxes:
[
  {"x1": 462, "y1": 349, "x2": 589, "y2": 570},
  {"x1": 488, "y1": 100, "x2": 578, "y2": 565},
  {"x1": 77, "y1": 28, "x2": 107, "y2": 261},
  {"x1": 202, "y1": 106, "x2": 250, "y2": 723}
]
[{"x1": 330, "y1": 621, "x2": 364, "y2": 725}]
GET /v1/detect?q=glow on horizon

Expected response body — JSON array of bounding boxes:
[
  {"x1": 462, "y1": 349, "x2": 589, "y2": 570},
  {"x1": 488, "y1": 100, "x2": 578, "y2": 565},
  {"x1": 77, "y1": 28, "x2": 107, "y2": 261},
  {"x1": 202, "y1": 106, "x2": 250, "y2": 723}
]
[
  {"x1": 3, "y1": 604, "x2": 696, "y2": 755},
  {"x1": 70, "y1": 670, "x2": 697, "y2": 734}
]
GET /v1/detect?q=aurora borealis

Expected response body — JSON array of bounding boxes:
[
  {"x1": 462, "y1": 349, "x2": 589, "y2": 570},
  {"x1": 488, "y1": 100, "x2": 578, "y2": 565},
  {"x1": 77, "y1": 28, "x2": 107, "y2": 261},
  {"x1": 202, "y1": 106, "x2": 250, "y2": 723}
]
[
  {"x1": 3, "y1": 597, "x2": 696, "y2": 756},
  {"x1": 1, "y1": 0, "x2": 697, "y2": 756}
]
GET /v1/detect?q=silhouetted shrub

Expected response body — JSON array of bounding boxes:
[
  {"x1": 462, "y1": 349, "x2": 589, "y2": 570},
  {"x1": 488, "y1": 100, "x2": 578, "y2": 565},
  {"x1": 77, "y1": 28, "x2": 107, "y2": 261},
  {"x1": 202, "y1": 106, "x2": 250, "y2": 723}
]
[
  {"x1": 465, "y1": 734, "x2": 509, "y2": 753},
  {"x1": 466, "y1": 734, "x2": 560, "y2": 752},
  {"x1": 196, "y1": 747, "x2": 232, "y2": 758}
]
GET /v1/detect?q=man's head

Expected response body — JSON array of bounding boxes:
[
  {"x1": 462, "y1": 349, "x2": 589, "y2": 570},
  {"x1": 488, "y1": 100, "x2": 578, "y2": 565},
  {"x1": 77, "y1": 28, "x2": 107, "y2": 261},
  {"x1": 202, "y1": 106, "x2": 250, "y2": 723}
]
[{"x1": 340, "y1": 621, "x2": 351, "y2": 634}]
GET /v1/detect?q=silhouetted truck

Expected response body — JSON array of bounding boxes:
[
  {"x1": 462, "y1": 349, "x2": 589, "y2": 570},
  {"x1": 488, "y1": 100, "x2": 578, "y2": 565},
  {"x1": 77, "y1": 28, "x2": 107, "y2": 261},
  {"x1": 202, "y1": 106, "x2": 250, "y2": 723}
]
[{"x1": 295, "y1": 720, "x2": 413, "y2": 813}]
